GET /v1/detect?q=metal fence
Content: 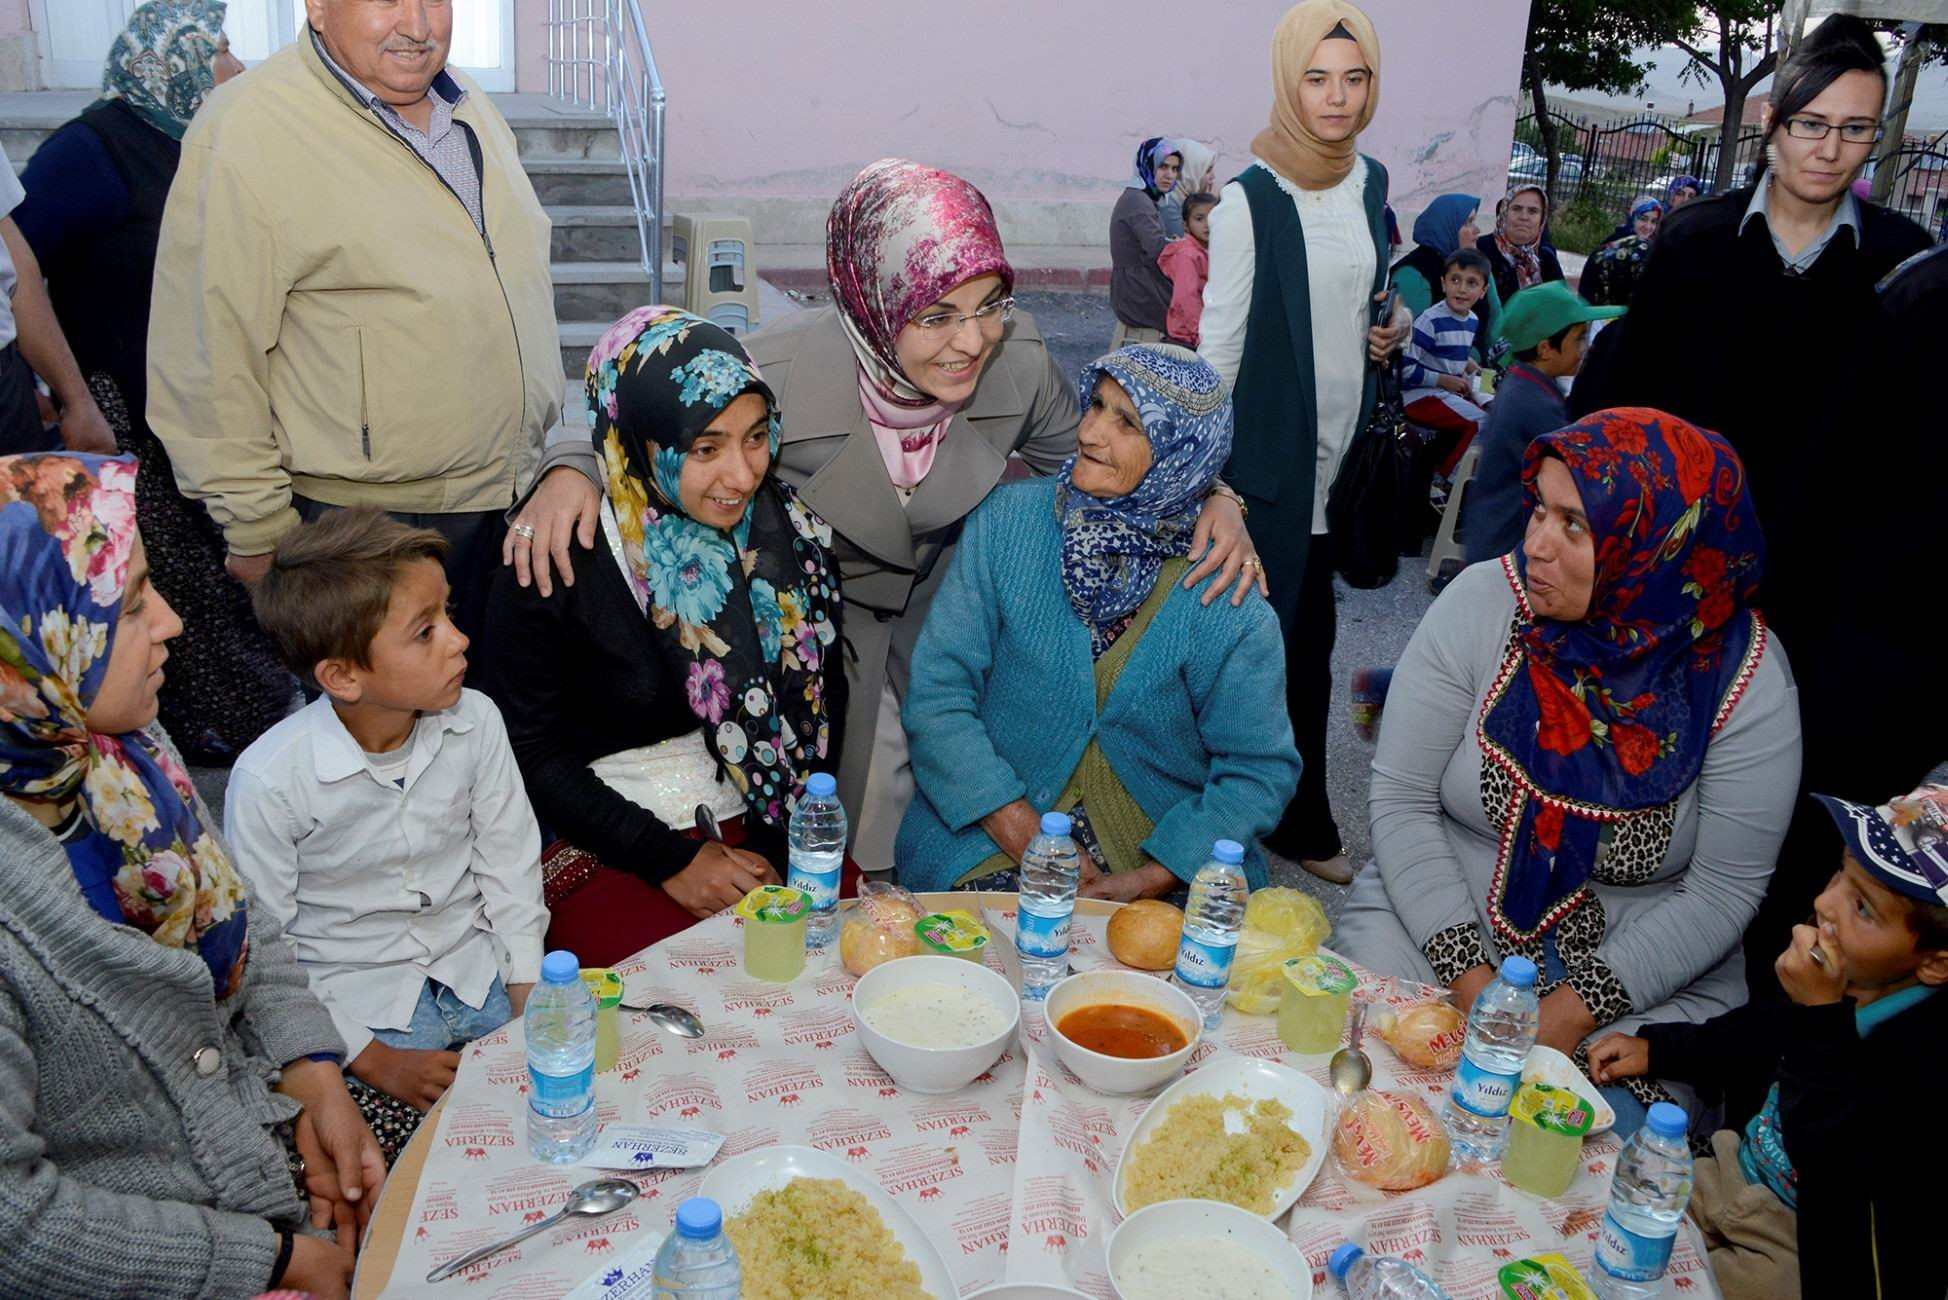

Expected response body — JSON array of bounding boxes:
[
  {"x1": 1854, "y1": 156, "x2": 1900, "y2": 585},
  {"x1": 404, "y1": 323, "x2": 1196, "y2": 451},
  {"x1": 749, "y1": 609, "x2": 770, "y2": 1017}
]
[
  {"x1": 1511, "y1": 111, "x2": 1765, "y2": 214},
  {"x1": 1875, "y1": 142, "x2": 1948, "y2": 238},
  {"x1": 1515, "y1": 111, "x2": 1948, "y2": 239}
]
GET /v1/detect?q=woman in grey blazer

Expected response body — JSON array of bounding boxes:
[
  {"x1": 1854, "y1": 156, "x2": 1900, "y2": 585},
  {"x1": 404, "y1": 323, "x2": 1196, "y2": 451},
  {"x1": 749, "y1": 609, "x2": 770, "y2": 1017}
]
[
  {"x1": 1336, "y1": 411, "x2": 1801, "y2": 1138},
  {"x1": 512, "y1": 160, "x2": 1261, "y2": 868},
  {"x1": 0, "y1": 452, "x2": 382, "y2": 1299}
]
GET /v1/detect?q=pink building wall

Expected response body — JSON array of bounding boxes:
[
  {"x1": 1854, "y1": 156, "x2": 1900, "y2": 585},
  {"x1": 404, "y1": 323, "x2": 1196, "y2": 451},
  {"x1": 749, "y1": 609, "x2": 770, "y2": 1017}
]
[{"x1": 514, "y1": 0, "x2": 1530, "y2": 229}]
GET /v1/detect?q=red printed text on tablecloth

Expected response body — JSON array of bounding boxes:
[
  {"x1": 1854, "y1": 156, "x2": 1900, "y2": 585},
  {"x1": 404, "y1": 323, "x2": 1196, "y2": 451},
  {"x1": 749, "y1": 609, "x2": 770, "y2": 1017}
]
[{"x1": 805, "y1": 1104, "x2": 895, "y2": 1156}]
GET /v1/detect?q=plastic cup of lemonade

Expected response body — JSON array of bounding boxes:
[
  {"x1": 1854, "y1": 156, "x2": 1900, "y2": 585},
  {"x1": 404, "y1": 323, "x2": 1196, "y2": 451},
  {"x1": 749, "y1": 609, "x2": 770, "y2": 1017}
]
[
  {"x1": 915, "y1": 910, "x2": 990, "y2": 962},
  {"x1": 1276, "y1": 953, "x2": 1358, "y2": 1053},
  {"x1": 736, "y1": 884, "x2": 812, "y2": 982},
  {"x1": 1502, "y1": 1082, "x2": 1595, "y2": 1198},
  {"x1": 579, "y1": 967, "x2": 624, "y2": 1071}
]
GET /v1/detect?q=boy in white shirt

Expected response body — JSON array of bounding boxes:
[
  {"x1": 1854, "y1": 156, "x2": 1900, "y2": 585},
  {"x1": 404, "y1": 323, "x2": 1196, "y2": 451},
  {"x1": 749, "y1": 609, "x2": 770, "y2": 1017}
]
[{"x1": 228, "y1": 507, "x2": 547, "y2": 1114}]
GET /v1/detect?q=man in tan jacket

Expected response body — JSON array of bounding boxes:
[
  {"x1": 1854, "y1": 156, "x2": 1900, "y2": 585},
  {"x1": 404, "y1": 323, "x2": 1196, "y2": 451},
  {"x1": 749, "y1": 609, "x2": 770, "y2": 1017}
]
[{"x1": 148, "y1": 0, "x2": 564, "y2": 639}]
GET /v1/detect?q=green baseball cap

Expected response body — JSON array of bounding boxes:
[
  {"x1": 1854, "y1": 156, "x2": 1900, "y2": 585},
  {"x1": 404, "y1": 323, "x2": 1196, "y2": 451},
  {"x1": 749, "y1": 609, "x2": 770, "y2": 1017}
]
[{"x1": 1498, "y1": 281, "x2": 1623, "y2": 354}]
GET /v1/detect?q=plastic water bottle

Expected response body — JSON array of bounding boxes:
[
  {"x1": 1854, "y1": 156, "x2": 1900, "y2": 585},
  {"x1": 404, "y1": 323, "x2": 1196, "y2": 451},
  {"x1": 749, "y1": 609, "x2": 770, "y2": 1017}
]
[
  {"x1": 525, "y1": 949, "x2": 599, "y2": 1163},
  {"x1": 1442, "y1": 955, "x2": 1540, "y2": 1162},
  {"x1": 1593, "y1": 1102, "x2": 1695, "y2": 1299},
  {"x1": 786, "y1": 772, "x2": 846, "y2": 950},
  {"x1": 1327, "y1": 1243, "x2": 1452, "y2": 1299},
  {"x1": 1174, "y1": 839, "x2": 1248, "y2": 1029},
  {"x1": 1017, "y1": 812, "x2": 1080, "y2": 1000},
  {"x1": 651, "y1": 1197, "x2": 741, "y2": 1299}
]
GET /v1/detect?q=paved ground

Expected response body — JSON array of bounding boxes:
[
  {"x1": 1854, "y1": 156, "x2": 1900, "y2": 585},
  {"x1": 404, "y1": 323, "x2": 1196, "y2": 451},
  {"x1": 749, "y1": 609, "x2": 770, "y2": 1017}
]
[{"x1": 192, "y1": 290, "x2": 1440, "y2": 928}]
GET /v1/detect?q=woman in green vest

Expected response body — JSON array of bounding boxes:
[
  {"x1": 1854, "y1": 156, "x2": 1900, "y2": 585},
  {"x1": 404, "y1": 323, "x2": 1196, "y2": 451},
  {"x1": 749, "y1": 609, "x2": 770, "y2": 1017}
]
[
  {"x1": 896, "y1": 345, "x2": 1298, "y2": 898},
  {"x1": 1198, "y1": 0, "x2": 1406, "y2": 884}
]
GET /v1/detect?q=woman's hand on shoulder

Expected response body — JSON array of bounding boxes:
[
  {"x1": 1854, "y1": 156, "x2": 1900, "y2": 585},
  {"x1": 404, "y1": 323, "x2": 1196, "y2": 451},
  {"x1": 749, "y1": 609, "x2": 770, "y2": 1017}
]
[
  {"x1": 504, "y1": 466, "x2": 600, "y2": 598},
  {"x1": 1183, "y1": 490, "x2": 1267, "y2": 607},
  {"x1": 661, "y1": 843, "x2": 780, "y2": 919}
]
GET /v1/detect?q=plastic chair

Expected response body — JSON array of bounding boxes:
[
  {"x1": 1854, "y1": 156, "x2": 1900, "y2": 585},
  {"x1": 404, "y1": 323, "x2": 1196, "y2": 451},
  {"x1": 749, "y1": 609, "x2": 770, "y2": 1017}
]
[{"x1": 1426, "y1": 441, "x2": 1482, "y2": 582}]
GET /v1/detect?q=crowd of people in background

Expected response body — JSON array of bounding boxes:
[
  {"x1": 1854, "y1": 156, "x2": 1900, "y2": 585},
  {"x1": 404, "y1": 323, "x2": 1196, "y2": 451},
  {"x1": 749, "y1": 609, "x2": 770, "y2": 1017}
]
[{"x1": 0, "y1": 0, "x2": 1943, "y2": 1296}]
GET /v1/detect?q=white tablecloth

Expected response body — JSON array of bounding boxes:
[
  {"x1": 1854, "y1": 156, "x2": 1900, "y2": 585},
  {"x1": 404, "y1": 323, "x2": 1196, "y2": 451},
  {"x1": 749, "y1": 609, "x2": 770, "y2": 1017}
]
[{"x1": 379, "y1": 904, "x2": 1720, "y2": 1299}]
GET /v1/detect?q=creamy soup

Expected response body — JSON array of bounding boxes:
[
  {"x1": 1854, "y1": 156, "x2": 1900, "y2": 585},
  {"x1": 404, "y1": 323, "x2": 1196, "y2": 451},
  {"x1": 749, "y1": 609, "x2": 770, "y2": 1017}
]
[
  {"x1": 1118, "y1": 1237, "x2": 1288, "y2": 1300},
  {"x1": 863, "y1": 982, "x2": 1011, "y2": 1049}
]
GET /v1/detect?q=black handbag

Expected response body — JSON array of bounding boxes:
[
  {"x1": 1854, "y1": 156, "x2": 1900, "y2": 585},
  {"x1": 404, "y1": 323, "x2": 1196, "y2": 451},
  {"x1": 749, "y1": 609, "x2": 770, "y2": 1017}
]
[{"x1": 1326, "y1": 352, "x2": 1419, "y2": 590}]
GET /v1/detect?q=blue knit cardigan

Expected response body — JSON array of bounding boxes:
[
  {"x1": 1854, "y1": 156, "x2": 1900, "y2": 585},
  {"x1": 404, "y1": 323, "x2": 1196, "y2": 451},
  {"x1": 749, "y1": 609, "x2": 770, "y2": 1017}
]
[{"x1": 894, "y1": 478, "x2": 1300, "y2": 892}]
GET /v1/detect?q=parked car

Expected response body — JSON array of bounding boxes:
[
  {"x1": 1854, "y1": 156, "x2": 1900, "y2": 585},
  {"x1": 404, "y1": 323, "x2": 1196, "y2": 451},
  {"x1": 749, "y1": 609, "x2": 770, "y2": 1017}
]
[{"x1": 1508, "y1": 144, "x2": 1584, "y2": 187}]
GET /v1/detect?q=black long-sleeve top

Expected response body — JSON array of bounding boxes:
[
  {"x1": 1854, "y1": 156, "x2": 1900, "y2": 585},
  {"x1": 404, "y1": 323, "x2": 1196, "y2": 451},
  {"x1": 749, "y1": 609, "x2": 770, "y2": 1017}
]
[
  {"x1": 481, "y1": 529, "x2": 787, "y2": 880},
  {"x1": 1639, "y1": 988, "x2": 1945, "y2": 1299}
]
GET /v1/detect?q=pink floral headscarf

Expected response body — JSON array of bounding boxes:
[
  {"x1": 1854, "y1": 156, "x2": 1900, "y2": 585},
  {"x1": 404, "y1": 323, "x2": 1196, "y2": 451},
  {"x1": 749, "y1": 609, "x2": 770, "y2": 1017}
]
[
  {"x1": 825, "y1": 159, "x2": 1015, "y2": 408},
  {"x1": 0, "y1": 454, "x2": 251, "y2": 997}
]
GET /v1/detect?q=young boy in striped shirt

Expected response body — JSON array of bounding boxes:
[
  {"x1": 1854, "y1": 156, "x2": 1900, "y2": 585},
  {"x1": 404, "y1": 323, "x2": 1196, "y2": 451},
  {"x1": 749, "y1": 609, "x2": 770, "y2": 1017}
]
[{"x1": 1401, "y1": 247, "x2": 1494, "y2": 450}]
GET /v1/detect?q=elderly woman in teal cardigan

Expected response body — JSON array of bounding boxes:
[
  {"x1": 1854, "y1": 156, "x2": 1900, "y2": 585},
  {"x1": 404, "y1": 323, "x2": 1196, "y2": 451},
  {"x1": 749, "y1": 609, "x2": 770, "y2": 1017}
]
[{"x1": 896, "y1": 346, "x2": 1299, "y2": 898}]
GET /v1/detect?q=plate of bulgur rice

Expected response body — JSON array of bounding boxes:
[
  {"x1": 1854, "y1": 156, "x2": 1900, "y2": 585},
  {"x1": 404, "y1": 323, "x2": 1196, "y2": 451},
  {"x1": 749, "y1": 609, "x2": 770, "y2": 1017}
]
[
  {"x1": 1113, "y1": 1057, "x2": 1330, "y2": 1220},
  {"x1": 700, "y1": 1145, "x2": 955, "y2": 1299}
]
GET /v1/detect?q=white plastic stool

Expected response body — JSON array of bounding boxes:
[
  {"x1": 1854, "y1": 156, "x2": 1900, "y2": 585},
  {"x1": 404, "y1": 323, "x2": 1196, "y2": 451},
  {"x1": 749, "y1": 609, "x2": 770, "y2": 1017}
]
[{"x1": 1426, "y1": 441, "x2": 1482, "y2": 582}]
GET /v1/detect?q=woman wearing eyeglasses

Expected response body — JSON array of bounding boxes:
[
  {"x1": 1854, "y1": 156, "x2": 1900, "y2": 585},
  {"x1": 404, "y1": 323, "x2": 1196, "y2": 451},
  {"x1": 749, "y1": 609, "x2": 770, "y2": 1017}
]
[
  {"x1": 1570, "y1": 13, "x2": 1932, "y2": 1003},
  {"x1": 502, "y1": 160, "x2": 1261, "y2": 873}
]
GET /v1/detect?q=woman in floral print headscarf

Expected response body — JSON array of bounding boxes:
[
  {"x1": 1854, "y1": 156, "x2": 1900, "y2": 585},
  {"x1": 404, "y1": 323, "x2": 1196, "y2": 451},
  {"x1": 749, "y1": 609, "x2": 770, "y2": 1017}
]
[
  {"x1": 590, "y1": 306, "x2": 843, "y2": 822},
  {"x1": 485, "y1": 310, "x2": 850, "y2": 963},
  {"x1": 0, "y1": 452, "x2": 385, "y2": 1300},
  {"x1": 1339, "y1": 408, "x2": 1803, "y2": 1138}
]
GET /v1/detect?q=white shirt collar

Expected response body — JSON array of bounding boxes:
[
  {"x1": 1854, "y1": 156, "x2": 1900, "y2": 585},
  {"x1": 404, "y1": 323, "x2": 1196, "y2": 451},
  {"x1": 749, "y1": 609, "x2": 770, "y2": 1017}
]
[{"x1": 308, "y1": 694, "x2": 477, "y2": 787}]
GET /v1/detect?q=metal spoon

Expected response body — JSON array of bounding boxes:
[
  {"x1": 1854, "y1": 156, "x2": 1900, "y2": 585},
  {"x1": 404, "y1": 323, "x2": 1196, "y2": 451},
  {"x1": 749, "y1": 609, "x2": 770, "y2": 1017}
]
[
  {"x1": 618, "y1": 997, "x2": 707, "y2": 1039},
  {"x1": 1328, "y1": 999, "x2": 1373, "y2": 1097},
  {"x1": 427, "y1": 1178, "x2": 639, "y2": 1282},
  {"x1": 694, "y1": 803, "x2": 724, "y2": 843}
]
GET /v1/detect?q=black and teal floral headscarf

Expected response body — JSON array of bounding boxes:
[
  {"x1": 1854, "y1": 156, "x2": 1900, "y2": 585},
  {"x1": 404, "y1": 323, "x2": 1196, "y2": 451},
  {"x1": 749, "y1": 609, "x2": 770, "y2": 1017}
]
[
  {"x1": 588, "y1": 306, "x2": 842, "y2": 827},
  {"x1": 99, "y1": 0, "x2": 228, "y2": 141}
]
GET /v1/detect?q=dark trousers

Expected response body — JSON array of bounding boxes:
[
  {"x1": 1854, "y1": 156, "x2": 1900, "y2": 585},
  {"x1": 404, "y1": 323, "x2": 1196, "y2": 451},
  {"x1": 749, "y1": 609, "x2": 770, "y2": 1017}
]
[
  {"x1": 291, "y1": 495, "x2": 506, "y2": 662},
  {"x1": 0, "y1": 343, "x2": 55, "y2": 455},
  {"x1": 1255, "y1": 516, "x2": 1342, "y2": 861}
]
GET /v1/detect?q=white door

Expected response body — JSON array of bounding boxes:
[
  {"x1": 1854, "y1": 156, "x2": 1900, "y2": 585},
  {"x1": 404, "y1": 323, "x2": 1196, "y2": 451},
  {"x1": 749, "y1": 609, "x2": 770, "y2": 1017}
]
[{"x1": 31, "y1": 0, "x2": 515, "y2": 92}]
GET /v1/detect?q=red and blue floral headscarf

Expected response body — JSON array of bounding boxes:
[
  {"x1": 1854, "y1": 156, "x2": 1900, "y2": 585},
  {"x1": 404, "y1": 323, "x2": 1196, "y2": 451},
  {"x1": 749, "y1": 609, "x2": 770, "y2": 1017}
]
[
  {"x1": 0, "y1": 454, "x2": 249, "y2": 996},
  {"x1": 588, "y1": 307, "x2": 841, "y2": 827},
  {"x1": 1478, "y1": 409, "x2": 1767, "y2": 942}
]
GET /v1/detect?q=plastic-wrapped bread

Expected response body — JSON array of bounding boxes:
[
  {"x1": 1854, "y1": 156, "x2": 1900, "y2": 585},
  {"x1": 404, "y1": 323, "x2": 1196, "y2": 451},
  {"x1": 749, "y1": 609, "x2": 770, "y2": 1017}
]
[
  {"x1": 1371, "y1": 998, "x2": 1466, "y2": 1070},
  {"x1": 1332, "y1": 1090, "x2": 1452, "y2": 1190},
  {"x1": 839, "y1": 883, "x2": 924, "y2": 975}
]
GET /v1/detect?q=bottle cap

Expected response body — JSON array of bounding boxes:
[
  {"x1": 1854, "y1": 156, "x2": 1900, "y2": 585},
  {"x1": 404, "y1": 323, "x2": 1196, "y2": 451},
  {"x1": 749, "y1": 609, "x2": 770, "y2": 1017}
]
[
  {"x1": 1212, "y1": 839, "x2": 1245, "y2": 865},
  {"x1": 1645, "y1": 1101, "x2": 1688, "y2": 1139},
  {"x1": 540, "y1": 950, "x2": 581, "y2": 985},
  {"x1": 804, "y1": 772, "x2": 837, "y2": 798},
  {"x1": 1039, "y1": 811, "x2": 1073, "y2": 837},
  {"x1": 675, "y1": 1196, "x2": 722, "y2": 1239},
  {"x1": 1499, "y1": 955, "x2": 1538, "y2": 988},
  {"x1": 1327, "y1": 1243, "x2": 1364, "y2": 1279}
]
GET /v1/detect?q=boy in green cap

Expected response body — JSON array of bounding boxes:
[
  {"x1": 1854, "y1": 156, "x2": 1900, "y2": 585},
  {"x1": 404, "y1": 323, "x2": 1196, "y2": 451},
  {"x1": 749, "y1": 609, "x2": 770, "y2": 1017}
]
[{"x1": 1458, "y1": 282, "x2": 1623, "y2": 565}]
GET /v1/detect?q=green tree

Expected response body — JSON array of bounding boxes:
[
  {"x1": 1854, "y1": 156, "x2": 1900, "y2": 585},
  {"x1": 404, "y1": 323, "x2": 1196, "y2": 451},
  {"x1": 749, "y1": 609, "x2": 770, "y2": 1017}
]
[
  {"x1": 1670, "y1": 3, "x2": 1782, "y2": 192},
  {"x1": 1521, "y1": 0, "x2": 1699, "y2": 198}
]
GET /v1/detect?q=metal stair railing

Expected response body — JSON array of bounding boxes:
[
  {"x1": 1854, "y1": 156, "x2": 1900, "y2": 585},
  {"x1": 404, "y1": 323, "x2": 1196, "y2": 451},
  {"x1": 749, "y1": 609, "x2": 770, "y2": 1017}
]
[{"x1": 545, "y1": 0, "x2": 667, "y2": 305}]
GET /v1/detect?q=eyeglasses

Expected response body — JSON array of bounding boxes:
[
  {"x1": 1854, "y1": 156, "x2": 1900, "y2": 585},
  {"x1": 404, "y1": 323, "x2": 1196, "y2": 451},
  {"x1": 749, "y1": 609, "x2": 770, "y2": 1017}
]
[
  {"x1": 1783, "y1": 117, "x2": 1885, "y2": 144},
  {"x1": 909, "y1": 297, "x2": 1016, "y2": 335}
]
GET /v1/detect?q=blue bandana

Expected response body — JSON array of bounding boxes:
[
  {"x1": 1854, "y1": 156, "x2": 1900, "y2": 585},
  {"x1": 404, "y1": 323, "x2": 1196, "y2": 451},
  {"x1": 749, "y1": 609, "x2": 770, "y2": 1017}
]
[
  {"x1": 1127, "y1": 137, "x2": 1183, "y2": 199},
  {"x1": 1057, "y1": 346, "x2": 1231, "y2": 656},
  {"x1": 1411, "y1": 193, "x2": 1480, "y2": 258}
]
